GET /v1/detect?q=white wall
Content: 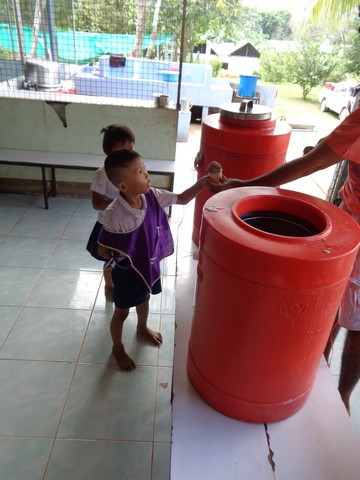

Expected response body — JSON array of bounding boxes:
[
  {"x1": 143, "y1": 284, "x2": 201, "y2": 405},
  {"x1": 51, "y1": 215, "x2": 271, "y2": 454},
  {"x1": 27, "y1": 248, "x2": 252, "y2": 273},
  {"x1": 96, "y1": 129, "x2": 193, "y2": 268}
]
[
  {"x1": 0, "y1": 95, "x2": 178, "y2": 189},
  {"x1": 0, "y1": 96, "x2": 177, "y2": 158}
]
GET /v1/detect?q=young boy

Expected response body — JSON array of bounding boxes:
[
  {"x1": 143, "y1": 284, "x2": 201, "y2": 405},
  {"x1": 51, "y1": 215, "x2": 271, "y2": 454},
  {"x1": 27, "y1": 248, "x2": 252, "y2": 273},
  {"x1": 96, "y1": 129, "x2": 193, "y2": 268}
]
[
  {"x1": 86, "y1": 124, "x2": 136, "y2": 301},
  {"x1": 98, "y1": 149, "x2": 208, "y2": 371}
]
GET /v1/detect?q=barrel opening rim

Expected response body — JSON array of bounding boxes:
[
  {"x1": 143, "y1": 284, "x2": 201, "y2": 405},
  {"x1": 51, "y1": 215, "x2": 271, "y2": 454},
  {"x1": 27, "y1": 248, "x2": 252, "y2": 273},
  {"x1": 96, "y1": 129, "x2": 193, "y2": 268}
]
[{"x1": 232, "y1": 194, "x2": 329, "y2": 239}]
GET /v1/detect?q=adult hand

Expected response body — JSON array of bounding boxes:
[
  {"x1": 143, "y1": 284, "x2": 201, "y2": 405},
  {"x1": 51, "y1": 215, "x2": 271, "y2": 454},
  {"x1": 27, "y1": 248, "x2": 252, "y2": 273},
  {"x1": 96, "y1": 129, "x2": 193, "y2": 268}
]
[
  {"x1": 303, "y1": 137, "x2": 325, "y2": 155},
  {"x1": 198, "y1": 175, "x2": 211, "y2": 186},
  {"x1": 303, "y1": 145, "x2": 314, "y2": 155},
  {"x1": 208, "y1": 177, "x2": 245, "y2": 193}
]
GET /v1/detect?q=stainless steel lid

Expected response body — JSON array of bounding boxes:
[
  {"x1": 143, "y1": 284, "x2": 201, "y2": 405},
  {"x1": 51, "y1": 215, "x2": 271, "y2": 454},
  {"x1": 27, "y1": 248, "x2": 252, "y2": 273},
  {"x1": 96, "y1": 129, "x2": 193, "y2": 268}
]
[{"x1": 220, "y1": 102, "x2": 273, "y2": 121}]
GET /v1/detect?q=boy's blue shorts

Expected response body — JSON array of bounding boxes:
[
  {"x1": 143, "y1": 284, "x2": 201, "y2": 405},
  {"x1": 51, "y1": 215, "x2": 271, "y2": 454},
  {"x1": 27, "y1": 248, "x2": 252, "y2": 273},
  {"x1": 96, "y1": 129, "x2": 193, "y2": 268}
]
[
  {"x1": 86, "y1": 221, "x2": 107, "y2": 262},
  {"x1": 112, "y1": 261, "x2": 161, "y2": 309}
]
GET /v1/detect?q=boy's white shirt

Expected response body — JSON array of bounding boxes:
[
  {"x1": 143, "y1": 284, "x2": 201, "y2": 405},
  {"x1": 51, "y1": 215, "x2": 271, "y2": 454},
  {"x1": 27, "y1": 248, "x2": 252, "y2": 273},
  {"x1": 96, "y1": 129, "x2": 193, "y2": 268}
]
[{"x1": 103, "y1": 187, "x2": 178, "y2": 233}]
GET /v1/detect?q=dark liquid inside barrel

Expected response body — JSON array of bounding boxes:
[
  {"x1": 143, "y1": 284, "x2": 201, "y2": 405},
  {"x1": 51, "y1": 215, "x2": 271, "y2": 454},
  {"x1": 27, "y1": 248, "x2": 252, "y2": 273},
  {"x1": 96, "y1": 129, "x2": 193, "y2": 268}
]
[{"x1": 240, "y1": 210, "x2": 320, "y2": 237}]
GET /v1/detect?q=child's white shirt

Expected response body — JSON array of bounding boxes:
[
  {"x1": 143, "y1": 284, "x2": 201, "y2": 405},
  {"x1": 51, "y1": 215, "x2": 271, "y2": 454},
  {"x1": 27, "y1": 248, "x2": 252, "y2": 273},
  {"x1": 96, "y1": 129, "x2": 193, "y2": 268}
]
[
  {"x1": 103, "y1": 188, "x2": 178, "y2": 233},
  {"x1": 90, "y1": 166, "x2": 119, "y2": 224}
]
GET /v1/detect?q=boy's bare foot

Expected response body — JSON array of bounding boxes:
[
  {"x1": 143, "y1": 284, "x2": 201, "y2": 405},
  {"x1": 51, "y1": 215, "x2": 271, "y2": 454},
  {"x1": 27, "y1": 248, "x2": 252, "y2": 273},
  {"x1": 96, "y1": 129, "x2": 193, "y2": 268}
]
[
  {"x1": 137, "y1": 326, "x2": 163, "y2": 345},
  {"x1": 112, "y1": 345, "x2": 136, "y2": 371}
]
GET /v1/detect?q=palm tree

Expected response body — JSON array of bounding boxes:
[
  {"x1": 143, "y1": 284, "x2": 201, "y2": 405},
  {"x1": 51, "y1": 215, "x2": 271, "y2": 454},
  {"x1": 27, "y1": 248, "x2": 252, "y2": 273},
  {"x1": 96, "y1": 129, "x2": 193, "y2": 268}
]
[{"x1": 311, "y1": 0, "x2": 358, "y2": 21}]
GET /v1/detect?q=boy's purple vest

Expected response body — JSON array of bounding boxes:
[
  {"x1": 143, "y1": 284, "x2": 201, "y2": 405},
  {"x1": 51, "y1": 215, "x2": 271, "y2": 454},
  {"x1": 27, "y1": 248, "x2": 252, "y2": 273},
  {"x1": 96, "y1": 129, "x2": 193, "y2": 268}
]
[{"x1": 98, "y1": 190, "x2": 174, "y2": 292}]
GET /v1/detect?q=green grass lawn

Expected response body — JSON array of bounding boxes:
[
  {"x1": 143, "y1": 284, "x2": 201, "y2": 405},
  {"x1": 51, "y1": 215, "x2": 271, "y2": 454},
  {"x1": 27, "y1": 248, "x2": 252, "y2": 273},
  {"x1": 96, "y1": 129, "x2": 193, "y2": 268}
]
[
  {"x1": 271, "y1": 83, "x2": 339, "y2": 128},
  {"x1": 274, "y1": 83, "x2": 321, "y2": 118}
]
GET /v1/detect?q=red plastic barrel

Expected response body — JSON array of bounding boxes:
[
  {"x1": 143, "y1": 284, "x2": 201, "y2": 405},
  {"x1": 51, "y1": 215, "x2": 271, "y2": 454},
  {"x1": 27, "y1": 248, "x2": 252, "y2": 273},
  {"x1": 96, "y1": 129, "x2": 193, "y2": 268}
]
[
  {"x1": 192, "y1": 103, "x2": 292, "y2": 245},
  {"x1": 187, "y1": 187, "x2": 360, "y2": 423}
]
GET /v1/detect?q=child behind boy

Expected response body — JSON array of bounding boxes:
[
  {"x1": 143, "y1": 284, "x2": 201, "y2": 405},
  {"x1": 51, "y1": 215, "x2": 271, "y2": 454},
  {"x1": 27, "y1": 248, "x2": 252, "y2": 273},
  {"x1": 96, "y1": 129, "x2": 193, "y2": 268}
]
[
  {"x1": 86, "y1": 124, "x2": 136, "y2": 301},
  {"x1": 97, "y1": 149, "x2": 208, "y2": 371}
]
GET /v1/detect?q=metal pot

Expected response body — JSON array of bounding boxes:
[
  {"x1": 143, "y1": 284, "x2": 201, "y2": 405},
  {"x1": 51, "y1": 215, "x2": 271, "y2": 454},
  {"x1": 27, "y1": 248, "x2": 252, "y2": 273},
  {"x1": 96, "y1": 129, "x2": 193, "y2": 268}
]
[
  {"x1": 153, "y1": 94, "x2": 170, "y2": 108},
  {"x1": 24, "y1": 58, "x2": 60, "y2": 90}
]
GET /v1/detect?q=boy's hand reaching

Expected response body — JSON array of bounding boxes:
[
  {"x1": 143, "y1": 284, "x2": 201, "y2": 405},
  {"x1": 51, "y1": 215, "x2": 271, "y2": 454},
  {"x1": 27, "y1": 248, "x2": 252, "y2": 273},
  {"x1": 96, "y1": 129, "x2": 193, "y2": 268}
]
[{"x1": 176, "y1": 174, "x2": 210, "y2": 204}]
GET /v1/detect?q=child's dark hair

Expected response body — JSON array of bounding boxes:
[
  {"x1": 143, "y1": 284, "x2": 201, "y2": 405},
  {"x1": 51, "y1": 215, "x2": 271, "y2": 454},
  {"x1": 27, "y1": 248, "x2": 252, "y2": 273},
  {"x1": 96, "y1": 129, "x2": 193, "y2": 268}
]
[
  {"x1": 104, "y1": 149, "x2": 141, "y2": 186},
  {"x1": 100, "y1": 124, "x2": 135, "y2": 155}
]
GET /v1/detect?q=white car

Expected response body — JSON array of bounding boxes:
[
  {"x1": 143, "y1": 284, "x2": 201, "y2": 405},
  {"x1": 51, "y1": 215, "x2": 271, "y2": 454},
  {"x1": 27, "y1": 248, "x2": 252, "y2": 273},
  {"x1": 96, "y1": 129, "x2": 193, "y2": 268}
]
[{"x1": 319, "y1": 80, "x2": 360, "y2": 121}]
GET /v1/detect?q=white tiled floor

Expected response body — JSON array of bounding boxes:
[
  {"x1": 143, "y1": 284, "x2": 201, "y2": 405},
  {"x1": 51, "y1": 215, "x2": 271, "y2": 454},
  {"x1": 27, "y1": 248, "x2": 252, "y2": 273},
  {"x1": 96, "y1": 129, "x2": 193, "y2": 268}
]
[
  {"x1": 0, "y1": 193, "x2": 175, "y2": 479},
  {"x1": 0, "y1": 117, "x2": 359, "y2": 479}
]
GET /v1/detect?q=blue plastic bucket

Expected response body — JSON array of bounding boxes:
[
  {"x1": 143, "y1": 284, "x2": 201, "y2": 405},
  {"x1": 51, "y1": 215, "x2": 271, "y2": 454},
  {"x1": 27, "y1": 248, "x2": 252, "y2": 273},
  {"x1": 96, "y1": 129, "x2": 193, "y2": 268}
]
[
  {"x1": 239, "y1": 75, "x2": 258, "y2": 97},
  {"x1": 160, "y1": 71, "x2": 179, "y2": 82}
]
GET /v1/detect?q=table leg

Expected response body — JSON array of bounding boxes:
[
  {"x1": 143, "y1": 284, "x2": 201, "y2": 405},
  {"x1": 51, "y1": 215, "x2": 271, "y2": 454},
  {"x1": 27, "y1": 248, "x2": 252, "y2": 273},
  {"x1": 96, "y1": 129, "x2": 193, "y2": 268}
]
[{"x1": 41, "y1": 166, "x2": 49, "y2": 209}]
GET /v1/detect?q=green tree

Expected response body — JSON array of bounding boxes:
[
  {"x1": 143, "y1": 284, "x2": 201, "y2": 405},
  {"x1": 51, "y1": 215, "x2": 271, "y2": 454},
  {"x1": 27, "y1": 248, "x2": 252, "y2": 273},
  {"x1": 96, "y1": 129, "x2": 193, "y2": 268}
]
[
  {"x1": 259, "y1": 49, "x2": 289, "y2": 83},
  {"x1": 145, "y1": 0, "x2": 162, "y2": 58},
  {"x1": 210, "y1": 57, "x2": 221, "y2": 77},
  {"x1": 182, "y1": 0, "x2": 243, "y2": 61},
  {"x1": 131, "y1": 0, "x2": 149, "y2": 56},
  {"x1": 295, "y1": 3, "x2": 359, "y2": 81},
  {"x1": 75, "y1": 0, "x2": 137, "y2": 33},
  {"x1": 259, "y1": 10, "x2": 292, "y2": 40},
  {"x1": 342, "y1": 23, "x2": 360, "y2": 77},
  {"x1": 310, "y1": 0, "x2": 359, "y2": 22},
  {"x1": 285, "y1": 38, "x2": 337, "y2": 98}
]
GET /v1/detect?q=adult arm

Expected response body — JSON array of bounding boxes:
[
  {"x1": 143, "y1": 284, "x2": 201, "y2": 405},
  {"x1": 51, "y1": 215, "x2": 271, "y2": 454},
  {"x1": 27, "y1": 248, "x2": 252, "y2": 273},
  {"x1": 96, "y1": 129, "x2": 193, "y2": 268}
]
[{"x1": 215, "y1": 138, "x2": 344, "y2": 191}]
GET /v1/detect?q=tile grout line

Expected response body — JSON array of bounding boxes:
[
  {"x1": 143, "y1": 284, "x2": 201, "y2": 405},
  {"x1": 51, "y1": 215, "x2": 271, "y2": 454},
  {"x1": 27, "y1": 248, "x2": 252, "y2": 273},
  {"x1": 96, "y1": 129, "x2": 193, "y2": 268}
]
[
  {"x1": 39, "y1": 198, "x2": 102, "y2": 479},
  {"x1": 40, "y1": 270, "x2": 104, "y2": 479}
]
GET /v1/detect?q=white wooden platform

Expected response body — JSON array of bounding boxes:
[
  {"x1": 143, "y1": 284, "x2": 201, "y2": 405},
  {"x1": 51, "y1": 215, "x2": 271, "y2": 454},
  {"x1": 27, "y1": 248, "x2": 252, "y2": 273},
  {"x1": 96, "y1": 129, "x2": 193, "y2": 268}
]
[{"x1": 171, "y1": 225, "x2": 360, "y2": 479}]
